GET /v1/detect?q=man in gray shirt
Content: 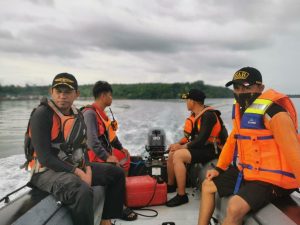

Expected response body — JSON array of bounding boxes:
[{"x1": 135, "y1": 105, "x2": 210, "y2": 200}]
[{"x1": 82, "y1": 80, "x2": 137, "y2": 221}]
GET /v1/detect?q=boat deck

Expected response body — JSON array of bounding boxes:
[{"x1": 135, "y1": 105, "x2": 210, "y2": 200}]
[
  {"x1": 114, "y1": 189, "x2": 300, "y2": 225},
  {"x1": 115, "y1": 188, "x2": 200, "y2": 225}
]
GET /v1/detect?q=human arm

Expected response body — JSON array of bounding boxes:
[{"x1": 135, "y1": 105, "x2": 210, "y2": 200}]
[
  {"x1": 268, "y1": 111, "x2": 300, "y2": 186},
  {"x1": 216, "y1": 130, "x2": 237, "y2": 170},
  {"x1": 83, "y1": 110, "x2": 110, "y2": 161},
  {"x1": 111, "y1": 136, "x2": 123, "y2": 150},
  {"x1": 187, "y1": 111, "x2": 216, "y2": 149},
  {"x1": 111, "y1": 135, "x2": 129, "y2": 158},
  {"x1": 74, "y1": 166, "x2": 92, "y2": 186},
  {"x1": 168, "y1": 143, "x2": 185, "y2": 152},
  {"x1": 206, "y1": 169, "x2": 220, "y2": 180}
]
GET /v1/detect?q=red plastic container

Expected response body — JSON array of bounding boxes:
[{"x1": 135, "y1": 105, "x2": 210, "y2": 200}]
[{"x1": 125, "y1": 175, "x2": 167, "y2": 208}]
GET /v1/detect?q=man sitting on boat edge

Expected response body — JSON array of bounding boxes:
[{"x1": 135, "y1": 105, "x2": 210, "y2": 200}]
[
  {"x1": 27, "y1": 73, "x2": 125, "y2": 225},
  {"x1": 166, "y1": 89, "x2": 228, "y2": 207},
  {"x1": 81, "y1": 80, "x2": 137, "y2": 221},
  {"x1": 198, "y1": 67, "x2": 300, "y2": 225}
]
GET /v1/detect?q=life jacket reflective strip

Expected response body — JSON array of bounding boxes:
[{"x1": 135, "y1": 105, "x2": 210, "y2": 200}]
[
  {"x1": 233, "y1": 89, "x2": 299, "y2": 189},
  {"x1": 28, "y1": 99, "x2": 84, "y2": 172}
]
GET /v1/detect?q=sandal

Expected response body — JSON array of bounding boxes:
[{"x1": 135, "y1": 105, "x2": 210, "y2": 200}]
[{"x1": 121, "y1": 207, "x2": 138, "y2": 221}]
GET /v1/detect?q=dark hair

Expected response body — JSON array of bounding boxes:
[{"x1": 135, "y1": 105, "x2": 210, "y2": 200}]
[
  {"x1": 197, "y1": 99, "x2": 205, "y2": 105},
  {"x1": 93, "y1": 81, "x2": 113, "y2": 99}
]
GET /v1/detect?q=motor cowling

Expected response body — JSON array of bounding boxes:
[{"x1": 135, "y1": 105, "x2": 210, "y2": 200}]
[
  {"x1": 145, "y1": 128, "x2": 167, "y2": 182},
  {"x1": 145, "y1": 128, "x2": 166, "y2": 160}
]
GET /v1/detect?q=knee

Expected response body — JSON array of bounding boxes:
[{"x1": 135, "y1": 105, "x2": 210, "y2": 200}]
[
  {"x1": 201, "y1": 179, "x2": 217, "y2": 194},
  {"x1": 167, "y1": 153, "x2": 172, "y2": 164},
  {"x1": 112, "y1": 166, "x2": 126, "y2": 184},
  {"x1": 62, "y1": 180, "x2": 93, "y2": 206},
  {"x1": 226, "y1": 197, "x2": 247, "y2": 220},
  {"x1": 172, "y1": 152, "x2": 183, "y2": 164},
  {"x1": 167, "y1": 152, "x2": 174, "y2": 162}
]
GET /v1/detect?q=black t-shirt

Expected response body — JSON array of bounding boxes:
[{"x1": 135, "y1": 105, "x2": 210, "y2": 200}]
[
  {"x1": 187, "y1": 110, "x2": 217, "y2": 150},
  {"x1": 265, "y1": 103, "x2": 286, "y2": 118}
]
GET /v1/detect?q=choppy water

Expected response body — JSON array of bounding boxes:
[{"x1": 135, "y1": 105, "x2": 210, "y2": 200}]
[{"x1": 1, "y1": 98, "x2": 299, "y2": 204}]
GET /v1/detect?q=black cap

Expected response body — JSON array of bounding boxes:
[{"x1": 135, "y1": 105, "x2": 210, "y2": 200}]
[
  {"x1": 181, "y1": 89, "x2": 206, "y2": 102},
  {"x1": 52, "y1": 73, "x2": 78, "y2": 90},
  {"x1": 225, "y1": 67, "x2": 262, "y2": 87}
]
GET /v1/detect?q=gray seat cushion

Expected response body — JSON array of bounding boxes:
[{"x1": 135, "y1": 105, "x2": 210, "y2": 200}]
[{"x1": 11, "y1": 186, "x2": 105, "y2": 225}]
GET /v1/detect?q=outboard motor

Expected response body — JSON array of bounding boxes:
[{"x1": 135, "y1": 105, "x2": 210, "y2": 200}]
[
  {"x1": 145, "y1": 128, "x2": 168, "y2": 183},
  {"x1": 125, "y1": 128, "x2": 168, "y2": 207}
]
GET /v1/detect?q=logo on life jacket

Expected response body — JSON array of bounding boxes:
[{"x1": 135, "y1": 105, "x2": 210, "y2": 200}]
[{"x1": 247, "y1": 118, "x2": 257, "y2": 125}]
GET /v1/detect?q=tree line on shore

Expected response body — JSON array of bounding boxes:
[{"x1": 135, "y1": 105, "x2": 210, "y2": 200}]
[{"x1": 0, "y1": 80, "x2": 233, "y2": 99}]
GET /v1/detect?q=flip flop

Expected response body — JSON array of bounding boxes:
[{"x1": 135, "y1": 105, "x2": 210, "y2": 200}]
[{"x1": 121, "y1": 207, "x2": 138, "y2": 221}]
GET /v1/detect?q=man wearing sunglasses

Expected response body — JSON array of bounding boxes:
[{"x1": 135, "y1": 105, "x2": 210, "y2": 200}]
[{"x1": 197, "y1": 67, "x2": 300, "y2": 225}]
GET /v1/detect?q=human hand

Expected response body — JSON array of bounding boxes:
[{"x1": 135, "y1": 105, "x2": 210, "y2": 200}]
[
  {"x1": 106, "y1": 155, "x2": 119, "y2": 164},
  {"x1": 206, "y1": 169, "x2": 219, "y2": 181},
  {"x1": 74, "y1": 167, "x2": 92, "y2": 186},
  {"x1": 111, "y1": 120, "x2": 118, "y2": 131},
  {"x1": 169, "y1": 143, "x2": 182, "y2": 152},
  {"x1": 121, "y1": 148, "x2": 130, "y2": 157}
]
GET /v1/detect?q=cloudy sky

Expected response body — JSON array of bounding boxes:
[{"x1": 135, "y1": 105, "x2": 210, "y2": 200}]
[{"x1": 0, "y1": 0, "x2": 300, "y2": 93}]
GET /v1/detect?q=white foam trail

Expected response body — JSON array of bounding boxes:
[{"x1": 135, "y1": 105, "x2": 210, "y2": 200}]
[{"x1": 0, "y1": 155, "x2": 31, "y2": 208}]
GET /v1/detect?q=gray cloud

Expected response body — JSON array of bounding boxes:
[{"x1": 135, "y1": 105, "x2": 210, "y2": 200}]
[
  {"x1": 0, "y1": 0, "x2": 300, "y2": 93},
  {"x1": 26, "y1": 0, "x2": 54, "y2": 6},
  {"x1": 0, "y1": 29, "x2": 13, "y2": 39}
]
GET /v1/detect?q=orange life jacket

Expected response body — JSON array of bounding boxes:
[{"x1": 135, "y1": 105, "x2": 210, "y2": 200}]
[
  {"x1": 26, "y1": 99, "x2": 86, "y2": 173},
  {"x1": 193, "y1": 107, "x2": 223, "y2": 147},
  {"x1": 233, "y1": 89, "x2": 299, "y2": 189},
  {"x1": 179, "y1": 113, "x2": 195, "y2": 144},
  {"x1": 82, "y1": 103, "x2": 117, "y2": 143},
  {"x1": 81, "y1": 103, "x2": 120, "y2": 161},
  {"x1": 180, "y1": 107, "x2": 223, "y2": 148}
]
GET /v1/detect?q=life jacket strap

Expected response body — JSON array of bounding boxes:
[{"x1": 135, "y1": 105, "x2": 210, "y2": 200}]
[
  {"x1": 233, "y1": 170, "x2": 243, "y2": 194},
  {"x1": 234, "y1": 134, "x2": 274, "y2": 140},
  {"x1": 239, "y1": 163, "x2": 296, "y2": 178}
]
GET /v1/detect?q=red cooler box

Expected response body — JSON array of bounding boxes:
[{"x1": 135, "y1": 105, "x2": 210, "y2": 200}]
[{"x1": 125, "y1": 175, "x2": 167, "y2": 208}]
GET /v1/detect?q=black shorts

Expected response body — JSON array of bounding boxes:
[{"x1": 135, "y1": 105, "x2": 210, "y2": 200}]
[
  {"x1": 188, "y1": 144, "x2": 219, "y2": 164},
  {"x1": 212, "y1": 166, "x2": 295, "y2": 212}
]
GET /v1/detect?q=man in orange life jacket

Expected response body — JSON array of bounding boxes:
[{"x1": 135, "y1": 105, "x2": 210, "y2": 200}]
[
  {"x1": 166, "y1": 89, "x2": 227, "y2": 207},
  {"x1": 82, "y1": 81, "x2": 137, "y2": 221},
  {"x1": 29, "y1": 73, "x2": 125, "y2": 225},
  {"x1": 198, "y1": 67, "x2": 300, "y2": 225},
  {"x1": 82, "y1": 81, "x2": 131, "y2": 172}
]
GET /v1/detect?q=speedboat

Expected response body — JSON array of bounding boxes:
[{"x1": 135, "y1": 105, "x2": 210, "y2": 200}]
[{"x1": 0, "y1": 128, "x2": 299, "y2": 225}]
